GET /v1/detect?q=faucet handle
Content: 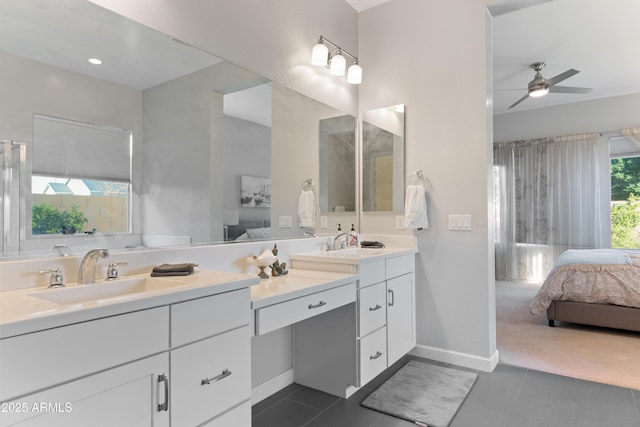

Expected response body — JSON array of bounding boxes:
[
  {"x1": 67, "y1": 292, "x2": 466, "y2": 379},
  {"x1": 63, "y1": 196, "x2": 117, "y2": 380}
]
[
  {"x1": 106, "y1": 262, "x2": 128, "y2": 280},
  {"x1": 35, "y1": 268, "x2": 65, "y2": 288}
]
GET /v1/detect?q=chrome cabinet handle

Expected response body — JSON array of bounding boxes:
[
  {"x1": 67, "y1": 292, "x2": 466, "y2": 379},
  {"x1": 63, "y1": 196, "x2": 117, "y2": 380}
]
[
  {"x1": 388, "y1": 289, "x2": 395, "y2": 307},
  {"x1": 157, "y1": 373, "x2": 169, "y2": 412},
  {"x1": 201, "y1": 369, "x2": 232, "y2": 385},
  {"x1": 369, "y1": 304, "x2": 382, "y2": 311},
  {"x1": 370, "y1": 351, "x2": 383, "y2": 360},
  {"x1": 308, "y1": 301, "x2": 327, "y2": 309}
]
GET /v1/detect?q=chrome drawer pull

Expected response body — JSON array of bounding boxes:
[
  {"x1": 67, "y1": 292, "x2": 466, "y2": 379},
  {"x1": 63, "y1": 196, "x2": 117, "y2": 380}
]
[
  {"x1": 369, "y1": 304, "x2": 382, "y2": 311},
  {"x1": 157, "y1": 373, "x2": 169, "y2": 412},
  {"x1": 370, "y1": 351, "x2": 383, "y2": 360},
  {"x1": 201, "y1": 369, "x2": 232, "y2": 386},
  {"x1": 388, "y1": 289, "x2": 395, "y2": 307},
  {"x1": 308, "y1": 300, "x2": 327, "y2": 309}
]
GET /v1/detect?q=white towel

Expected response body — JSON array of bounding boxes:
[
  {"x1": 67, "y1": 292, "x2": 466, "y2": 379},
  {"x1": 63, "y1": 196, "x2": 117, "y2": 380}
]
[
  {"x1": 404, "y1": 185, "x2": 428, "y2": 229},
  {"x1": 298, "y1": 190, "x2": 316, "y2": 228}
]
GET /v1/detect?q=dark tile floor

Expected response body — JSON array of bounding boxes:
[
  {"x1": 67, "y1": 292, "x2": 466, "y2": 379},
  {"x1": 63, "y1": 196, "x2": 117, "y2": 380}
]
[{"x1": 252, "y1": 356, "x2": 640, "y2": 427}]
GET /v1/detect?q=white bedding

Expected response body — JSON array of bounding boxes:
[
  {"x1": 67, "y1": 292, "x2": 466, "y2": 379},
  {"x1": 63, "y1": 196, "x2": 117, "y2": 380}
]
[{"x1": 530, "y1": 249, "x2": 640, "y2": 315}]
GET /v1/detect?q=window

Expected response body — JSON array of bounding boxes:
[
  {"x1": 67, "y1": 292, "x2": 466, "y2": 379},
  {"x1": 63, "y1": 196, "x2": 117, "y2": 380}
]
[
  {"x1": 610, "y1": 156, "x2": 640, "y2": 248},
  {"x1": 31, "y1": 114, "x2": 131, "y2": 236}
]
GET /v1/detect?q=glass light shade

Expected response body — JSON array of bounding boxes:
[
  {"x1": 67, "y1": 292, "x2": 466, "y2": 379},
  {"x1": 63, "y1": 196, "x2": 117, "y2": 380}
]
[
  {"x1": 329, "y1": 52, "x2": 346, "y2": 76},
  {"x1": 347, "y1": 63, "x2": 362, "y2": 84},
  {"x1": 529, "y1": 86, "x2": 549, "y2": 97},
  {"x1": 311, "y1": 42, "x2": 328, "y2": 66}
]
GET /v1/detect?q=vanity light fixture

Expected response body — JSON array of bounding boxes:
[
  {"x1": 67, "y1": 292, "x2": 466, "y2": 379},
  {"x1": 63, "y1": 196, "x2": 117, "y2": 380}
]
[
  {"x1": 311, "y1": 35, "x2": 362, "y2": 84},
  {"x1": 88, "y1": 58, "x2": 102, "y2": 65}
]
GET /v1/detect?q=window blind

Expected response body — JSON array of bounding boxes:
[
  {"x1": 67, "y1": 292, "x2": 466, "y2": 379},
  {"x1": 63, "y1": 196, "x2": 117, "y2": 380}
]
[{"x1": 32, "y1": 114, "x2": 131, "y2": 182}]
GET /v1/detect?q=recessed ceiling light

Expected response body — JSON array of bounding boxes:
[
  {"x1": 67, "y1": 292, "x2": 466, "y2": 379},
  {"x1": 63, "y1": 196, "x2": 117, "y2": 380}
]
[{"x1": 88, "y1": 58, "x2": 102, "y2": 65}]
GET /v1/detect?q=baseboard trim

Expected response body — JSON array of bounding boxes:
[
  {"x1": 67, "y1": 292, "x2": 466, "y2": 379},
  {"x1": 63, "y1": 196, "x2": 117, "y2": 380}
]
[
  {"x1": 410, "y1": 344, "x2": 499, "y2": 372},
  {"x1": 251, "y1": 368, "x2": 294, "y2": 404}
]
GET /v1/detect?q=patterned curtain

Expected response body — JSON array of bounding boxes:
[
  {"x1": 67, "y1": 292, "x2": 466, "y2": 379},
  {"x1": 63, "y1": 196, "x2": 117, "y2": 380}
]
[{"x1": 493, "y1": 133, "x2": 602, "y2": 281}]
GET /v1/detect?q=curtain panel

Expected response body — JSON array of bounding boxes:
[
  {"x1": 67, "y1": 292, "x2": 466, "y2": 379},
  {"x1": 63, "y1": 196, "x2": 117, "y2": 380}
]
[{"x1": 493, "y1": 133, "x2": 602, "y2": 281}]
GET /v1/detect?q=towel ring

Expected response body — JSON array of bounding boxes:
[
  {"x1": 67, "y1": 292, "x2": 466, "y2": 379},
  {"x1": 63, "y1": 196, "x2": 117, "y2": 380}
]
[
  {"x1": 302, "y1": 178, "x2": 314, "y2": 191},
  {"x1": 409, "y1": 169, "x2": 426, "y2": 186}
]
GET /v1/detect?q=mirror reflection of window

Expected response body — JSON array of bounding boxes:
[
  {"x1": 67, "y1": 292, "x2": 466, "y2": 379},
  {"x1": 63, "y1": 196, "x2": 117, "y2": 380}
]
[
  {"x1": 31, "y1": 114, "x2": 131, "y2": 236},
  {"x1": 362, "y1": 105, "x2": 405, "y2": 212}
]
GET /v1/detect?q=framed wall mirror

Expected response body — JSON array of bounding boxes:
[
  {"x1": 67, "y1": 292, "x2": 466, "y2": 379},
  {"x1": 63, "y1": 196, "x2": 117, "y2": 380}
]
[
  {"x1": 0, "y1": 0, "x2": 354, "y2": 258},
  {"x1": 362, "y1": 105, "x2": 405, "y2": 212}
]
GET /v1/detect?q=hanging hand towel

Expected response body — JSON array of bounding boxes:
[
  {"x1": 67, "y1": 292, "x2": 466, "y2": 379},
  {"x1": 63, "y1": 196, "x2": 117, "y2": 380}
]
[
  {"x1": 404, "y1": 184, "x2": 429, "y2": 230},
  {"x1": 298, "y1": 190, "x2": 316, "y2": 228}
]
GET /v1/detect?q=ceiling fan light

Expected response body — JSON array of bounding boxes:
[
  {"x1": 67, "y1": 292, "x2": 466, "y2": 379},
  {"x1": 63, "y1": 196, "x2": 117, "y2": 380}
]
[
  {"x1": 311, "y1": 41, "x2": 328, "y2": 67},
  {"x1": 329, "y1": 51, "x2": 346, "y2": 76},
  {"x1": 529, "y1": 85, "x2": 549, "y2": 98}
]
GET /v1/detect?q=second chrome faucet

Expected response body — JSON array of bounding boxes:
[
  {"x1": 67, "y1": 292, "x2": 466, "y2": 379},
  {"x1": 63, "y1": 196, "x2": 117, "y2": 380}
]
[{"x1": 78, "y1": 249, "x2": 109, "y2": 284}]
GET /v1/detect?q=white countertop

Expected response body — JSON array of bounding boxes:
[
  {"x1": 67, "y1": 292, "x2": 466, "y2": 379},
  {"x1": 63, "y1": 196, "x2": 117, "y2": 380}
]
[
  {"x1": 289, "y1": 246, "x2": 417, "y2": 265},
  {"x1": 250, "y1": 268, "x2": 357, "y2": 309},
  {"x1": 0, "y1": 270, "x2": 259, "y2": 339}
]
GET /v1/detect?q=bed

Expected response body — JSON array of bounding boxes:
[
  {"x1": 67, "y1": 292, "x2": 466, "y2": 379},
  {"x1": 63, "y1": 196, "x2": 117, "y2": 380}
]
[
  {"x1": 530, "y1": 249, "x2": 640, "y2": 332},
  {"x1": 226, "y1": 220, "x2": 271, "y2": 241}
]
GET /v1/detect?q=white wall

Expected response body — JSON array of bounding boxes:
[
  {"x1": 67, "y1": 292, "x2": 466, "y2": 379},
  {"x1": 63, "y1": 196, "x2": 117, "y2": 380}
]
[
  {"x1": 494, "y1": 92, "x2": 640, "y2": 142},
  {"x1": 359, "y1": 0, "x2": 497, "y2": 369}
]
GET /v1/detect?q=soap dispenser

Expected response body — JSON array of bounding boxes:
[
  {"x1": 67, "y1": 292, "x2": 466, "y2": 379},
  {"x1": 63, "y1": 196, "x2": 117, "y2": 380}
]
[{"x1": 349, "y1": 224, "x2": 359, "y2": 247}]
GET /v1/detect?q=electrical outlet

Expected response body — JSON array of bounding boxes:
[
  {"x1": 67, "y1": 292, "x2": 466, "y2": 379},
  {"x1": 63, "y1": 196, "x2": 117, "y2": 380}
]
[
  {"x1": 320, "y1": 216, "x2": 328, "y2": 229},
  {"x1": 278, "y1": 215, "x2": 292, "y2": 228},
  {"x1": 396, "y1": 215, "x2": 405, "y2": 230}
]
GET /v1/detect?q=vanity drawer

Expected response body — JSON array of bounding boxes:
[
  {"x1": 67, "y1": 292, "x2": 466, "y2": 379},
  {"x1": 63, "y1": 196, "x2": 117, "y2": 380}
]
[
  {"x1": 358, "y1": 281, "x2": 387, "y2": 337},
  {"x1": 359, "y1": 260, "x2": 385, "y2": 287},
  {"x1": 385, "y1": 254, "x2": 414, "y2": 279},
  {"x1": 255, "y1": 282, "x2": 356, "y2": 335},
  {"x1": 171, "y1": 288, "x2": 250, "y2": 347},
  {"x1": 171, "y1": 326, "x2": 251, "y2": 427},
  {"x1": 358, "y1": 326, "x2": 387, "y2": 386},
  {"x1": 0, "y1": 307, "x2": 169, "y2": 402}
]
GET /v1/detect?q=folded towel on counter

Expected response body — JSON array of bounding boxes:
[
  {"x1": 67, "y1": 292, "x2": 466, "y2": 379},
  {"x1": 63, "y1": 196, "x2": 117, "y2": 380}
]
[
  {"x1": 298, "y1": 190, "x2": 316, "y2": 228},
  {"x1": 404, "y1": 184, "x2": 429, "y2": 230},
  {"x1": 361, "y1": 241, "x2": 385, "y2": 249},
  {"x1": 151, "y1": 263, "x2": 197, "y2": 277}
]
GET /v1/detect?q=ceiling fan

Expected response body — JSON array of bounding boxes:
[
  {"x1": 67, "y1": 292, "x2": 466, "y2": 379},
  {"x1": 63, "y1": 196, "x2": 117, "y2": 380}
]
[{"x1": 508, "y1": 62, "x2": 592, "y2": 109}]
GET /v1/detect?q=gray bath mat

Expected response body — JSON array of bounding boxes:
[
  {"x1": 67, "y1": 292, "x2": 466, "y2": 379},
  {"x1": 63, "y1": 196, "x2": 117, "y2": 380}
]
[{"x1": 361, "y1": 360, "x2": 477, "y2": 427}]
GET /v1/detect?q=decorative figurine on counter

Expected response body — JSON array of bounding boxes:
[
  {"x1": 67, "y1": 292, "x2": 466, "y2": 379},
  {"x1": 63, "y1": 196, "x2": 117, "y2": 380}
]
[{"x1": 270, "y1": 244, "x2": 288, "y2": 276}]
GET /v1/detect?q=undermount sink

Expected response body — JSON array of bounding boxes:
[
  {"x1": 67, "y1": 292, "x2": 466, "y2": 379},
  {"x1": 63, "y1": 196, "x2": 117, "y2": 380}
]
[{"x1": 30, "y1": 276, "x2": 186, "y2": 305}]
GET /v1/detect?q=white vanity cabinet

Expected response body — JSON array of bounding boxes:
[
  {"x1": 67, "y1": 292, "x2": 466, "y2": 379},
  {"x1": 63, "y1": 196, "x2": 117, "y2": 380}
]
[
  {"x1": 0, "y1": 307, "x2": 170, "y2": 427},
  {"x1": 169, "y1": 289, "x2": 251, "y2": 427},
  {"x1": 0, "y1": 286, "x2": 252, "y2": 427},
  {"x1": 291, "y1": 250, "x2": 416, "y2": 398}
]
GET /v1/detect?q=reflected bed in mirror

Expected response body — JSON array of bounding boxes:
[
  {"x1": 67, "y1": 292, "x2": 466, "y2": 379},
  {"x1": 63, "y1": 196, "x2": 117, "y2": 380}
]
[
  {"x1": 0, "y1": 0, "x2": 356, "y2": 259},
  {"x1": 362, "y1": 105, "x2": 405, "y2": 212}
]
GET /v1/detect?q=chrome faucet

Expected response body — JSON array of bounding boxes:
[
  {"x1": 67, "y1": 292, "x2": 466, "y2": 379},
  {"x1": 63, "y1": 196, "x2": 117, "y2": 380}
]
[
  {"x1": 78, "y1": 249, "x2": 109, "y2": 284},
  {"x1": 329, "y1": 232, "x2": 350, "y2": 251}
]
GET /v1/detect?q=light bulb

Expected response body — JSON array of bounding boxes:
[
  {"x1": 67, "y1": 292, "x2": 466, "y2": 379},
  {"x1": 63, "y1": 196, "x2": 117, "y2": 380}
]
[
  {"x1": 347, "y1": 63, "x2": 362, "y2": 84},
  {"x1": 329, "y1": 52, "x2": 346, "y2": 76},
  {"x1": 529, "y1": 86, "x2": 549, "y2": 98},
  {"x1": 311, "y1": 42, "x2": 328, "y2": 67}
]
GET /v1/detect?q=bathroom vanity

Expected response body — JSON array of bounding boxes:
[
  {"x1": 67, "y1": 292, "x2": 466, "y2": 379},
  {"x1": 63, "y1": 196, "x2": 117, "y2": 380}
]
[
  {"x1": 0, "y1": 240, "x2": 417, "y2": 426},
  {"x1": 0, "y1": 271, "x2": 257, "y2": 427},
  {"x1": 288, "y1": 247, "x2": 416, "y2": 398}
]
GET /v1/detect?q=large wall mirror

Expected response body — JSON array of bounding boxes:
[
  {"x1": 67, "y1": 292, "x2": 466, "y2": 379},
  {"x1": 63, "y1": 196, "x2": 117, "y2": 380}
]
[
  {"x1": 0, "y1": 0, "x2": 354, "y2": 258},
  {"x1": 319, "y1": 115, "x2": 357, "y2": 214},
  {"x1": 362, "y1": 105, "x2": 405, "y2": 212}
]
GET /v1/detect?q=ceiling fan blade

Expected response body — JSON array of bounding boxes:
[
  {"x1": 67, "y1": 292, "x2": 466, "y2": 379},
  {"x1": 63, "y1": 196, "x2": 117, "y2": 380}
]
[
  {"x1": 546, "y1": 69, "x2": 579, "y2": 86},
  {"x1": 508, "y1": 94, "x2": 529, "y2": 109},
  {"x1": 549, "y1": 85, "x2": 592, "y2": 94}
]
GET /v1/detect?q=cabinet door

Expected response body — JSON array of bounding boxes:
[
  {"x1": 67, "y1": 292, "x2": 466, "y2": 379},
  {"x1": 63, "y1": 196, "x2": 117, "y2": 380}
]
[
  {"x1": 386, "y1": 274, "x2": 415, "y2": 366},
  {"x1": 1, "y1": 353, "x2": 169, "y2": 427}
]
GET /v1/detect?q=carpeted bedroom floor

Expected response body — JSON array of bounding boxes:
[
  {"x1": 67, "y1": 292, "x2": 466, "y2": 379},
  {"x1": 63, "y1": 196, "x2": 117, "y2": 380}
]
[{"x1": 496, "y1": 280, "x2": 640, "y2": 391}]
